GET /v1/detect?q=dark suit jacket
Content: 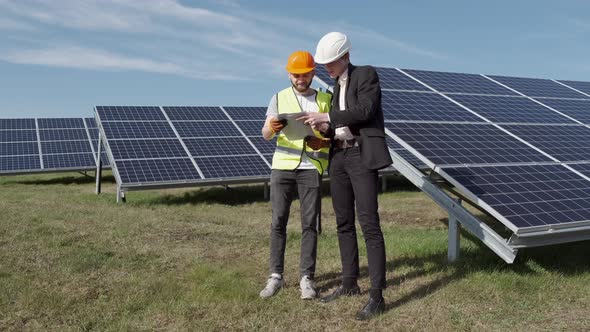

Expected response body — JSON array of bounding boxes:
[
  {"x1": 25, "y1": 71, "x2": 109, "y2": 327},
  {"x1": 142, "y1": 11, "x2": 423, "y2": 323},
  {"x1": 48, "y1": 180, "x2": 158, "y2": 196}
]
[{"x1": 328, "y1": 63, "x2": 393, "y2": 170}]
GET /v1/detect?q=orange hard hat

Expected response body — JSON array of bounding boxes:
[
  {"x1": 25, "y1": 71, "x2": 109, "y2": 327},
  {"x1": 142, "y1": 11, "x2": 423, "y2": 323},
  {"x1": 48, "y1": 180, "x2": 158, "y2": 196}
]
[{"x1": 285, "y1": 50, "x2": 316, "y2": 74}]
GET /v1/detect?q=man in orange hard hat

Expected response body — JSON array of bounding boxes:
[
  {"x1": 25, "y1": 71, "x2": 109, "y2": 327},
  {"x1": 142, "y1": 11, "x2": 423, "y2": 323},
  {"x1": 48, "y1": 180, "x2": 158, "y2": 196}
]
[
  {"x1": 259, "y1": 50, "x2": 332, "y2": 300},
  {"x1": 298, "y1": 32, "x2": 392, "y2": 320}
]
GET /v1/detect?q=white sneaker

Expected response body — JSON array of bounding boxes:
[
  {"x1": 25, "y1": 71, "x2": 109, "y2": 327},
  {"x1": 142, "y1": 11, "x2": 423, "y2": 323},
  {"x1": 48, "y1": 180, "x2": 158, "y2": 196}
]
[
  {"x1": 259, "y1": 273, "x2": 284, "y2": 298},
  {"x1": 300, "y1": 275, "x2": 317, "y2": 300}
]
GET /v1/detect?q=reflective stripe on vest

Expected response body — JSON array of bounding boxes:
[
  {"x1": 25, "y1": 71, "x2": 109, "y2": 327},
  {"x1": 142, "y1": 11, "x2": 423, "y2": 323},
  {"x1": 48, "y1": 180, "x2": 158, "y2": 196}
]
[{"x1": 271, "y1": 87, "x2": 331, "y2": 174}]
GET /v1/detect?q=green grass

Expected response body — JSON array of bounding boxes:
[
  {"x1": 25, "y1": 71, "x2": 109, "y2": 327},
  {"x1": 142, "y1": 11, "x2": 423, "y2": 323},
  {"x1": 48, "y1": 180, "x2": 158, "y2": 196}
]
[{"x1": 0, "y1": 172, "x2": 589, "y2": 331}]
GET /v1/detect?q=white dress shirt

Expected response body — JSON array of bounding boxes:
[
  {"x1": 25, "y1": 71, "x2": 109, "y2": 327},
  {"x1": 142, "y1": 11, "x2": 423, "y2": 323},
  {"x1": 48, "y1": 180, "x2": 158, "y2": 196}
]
[{"x1": 334, "y1": 69, "x2": 355, "y2": 141}]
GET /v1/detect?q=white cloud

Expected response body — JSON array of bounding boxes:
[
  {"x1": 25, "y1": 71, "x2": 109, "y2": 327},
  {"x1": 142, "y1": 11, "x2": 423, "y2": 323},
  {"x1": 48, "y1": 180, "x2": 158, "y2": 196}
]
[
  {"x1": 0, "y1": 17, "x2": 34, "y2": 30},
  {"x1": 0, "y1": 0, "x2": 445, "y2": 80},
  {"x1": 0, "y1": 46, "x2": 243, "y2": 80}
]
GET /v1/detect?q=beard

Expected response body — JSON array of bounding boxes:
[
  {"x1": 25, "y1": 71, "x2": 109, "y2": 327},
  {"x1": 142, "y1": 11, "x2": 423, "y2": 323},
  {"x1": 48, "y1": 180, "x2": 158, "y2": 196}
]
[{"x1": 292, "y1": 81, "x2": 311, "y2": 93}]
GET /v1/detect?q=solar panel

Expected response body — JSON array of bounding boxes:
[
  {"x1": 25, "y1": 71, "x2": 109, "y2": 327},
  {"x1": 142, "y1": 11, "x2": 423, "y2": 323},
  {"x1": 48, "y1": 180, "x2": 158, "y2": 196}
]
[
  {"x1": 0, "y1": 130, "x2": 37, "y2": 142},
  {"x1": 532, "y1": 98, "x2": 590, "y2": 125},
  {"x1": 231, "y1": 120, "x2": 265, "y2": 136},
  {"x1": 95, "y1": 106, "x2": 273, "y2": 191},
  {"x1": 96, "y1": 106, "x2": 166, "y2": 121},
  {"x1": 487, "y1": 75, "x2": 589, "y2": 99},
  {"x1": 108, "y1": 139, "x2": 188, "y2": 160},
  {"x1": 0, "y1": 117, "x2": 108, "y2": 174},
  {"x1": 403, "y1": 69, "x2": 518, "y2": 96},
  {"x1": 0, "y1": 142, "x2": 39, "y2": 156},
  {"x1": 449, "y1": 95, "x2": 576, "y2": 124},
  {"x1": 164, "y1": 106, "x2": 228, "y2": 121},
  {"x1": 382, "y1": 90, "x2": 483, "y2": 122},
  {"x1": 567, "y1": 162, "x2": 590, "y2": 177},
  {"x1": 385, "y1": 122, "x2": 552, "y2": 166},
  {"x1": 247, "y1": 136, "x2": 277, "y2": 155},
  {"x1": 183, "y1": 137, "x2": 258, "y2": 157},
  {"x1": 0, "y1": 155, "x2": 41, "y2": 172},
  {"x1": 557, "y1": 80, "x2": 590, "y2": 96},
  {"x1": 499, "y1": 124, "x2": 590, "y2": 162},
  {"x1": 41, "y1": 141, "x2": 93, "y2": 154},
  {"x1": 0, "y1": 119, "x2": 36, "y2": 130},
  {"x1": 223, "y1": 106, "x2": 267, "y2": 120},
  {"x1": 313, "y1": 65, "x2": 333, "y2": 88},
  {"x1": 385, "y1": 136, "x2": 425, "y2": 168},
  {"x1": 43, "y1": 153, "x2": 97, "y2": 169},
  {"x1": 39, "y1": 129, "x2": 88, "y2": 141},
  {"x1": 116, "y1": 158, "x2": 201, "y2": 184},
  {"x1": 102, "y1": 122, "x2": 176, "y2": 139},
  {"x1": 173, "y1": 121, "x2": 241, "y2": 138},
  {"x1": 441, "y1": 164, "x2": 590, "y2": 231},
  {"x1": 194, "y1": 155, "x2": 270, "y2": 179},
  {"x1": 38, "y1": 118, "x2": 85, "y2": 129}
]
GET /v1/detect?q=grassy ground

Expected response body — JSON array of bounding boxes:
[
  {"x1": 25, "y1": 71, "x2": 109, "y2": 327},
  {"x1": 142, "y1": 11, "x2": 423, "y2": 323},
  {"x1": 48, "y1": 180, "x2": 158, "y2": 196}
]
[{"x1": 0, "y1": 172, "x2": 589, "y2": 331}]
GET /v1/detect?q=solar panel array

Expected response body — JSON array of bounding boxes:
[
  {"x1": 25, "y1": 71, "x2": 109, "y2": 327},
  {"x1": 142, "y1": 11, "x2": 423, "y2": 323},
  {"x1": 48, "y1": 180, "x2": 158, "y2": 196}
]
[
  {"x1": 96, "y1": 106, "x2": 276, "y2": 188},
  {"x1": 315, "y1": 65, "x2": 590, "y2": 236},
  {"x1": 0, "y1": 117, "x2": 108, "y2": 174}
]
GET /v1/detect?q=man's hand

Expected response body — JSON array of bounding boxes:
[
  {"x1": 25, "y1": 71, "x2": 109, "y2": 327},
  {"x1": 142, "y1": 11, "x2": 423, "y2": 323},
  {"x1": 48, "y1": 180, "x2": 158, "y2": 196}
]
[
  {"x1": 305, "y1": 136, "x2": 331, "y2": 150},
  {"x1": 313, "y1": 122, "x2": 330, "y2": 133},
  {"x1": 268, "y1": 117, "x2": 286, "y2": 133},
  {"x1": 296, "y1": 113, "x2": 329, "y2": 128}
]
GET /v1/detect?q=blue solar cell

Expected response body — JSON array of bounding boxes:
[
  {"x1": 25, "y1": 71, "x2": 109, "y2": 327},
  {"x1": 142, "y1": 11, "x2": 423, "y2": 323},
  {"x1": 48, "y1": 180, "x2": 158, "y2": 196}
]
[
  {"x1": 403, "y1": 69, "x2": 518, "y2": 95},
  {"x1": 442, "y1": 164, "x2": 590, "y2": 229},
  {"x1": 533, "y1": 98, "x2": 590, "y2": 125},
  {"x1": 85, "y1": 118, "x2": 97, "y2": 128},
  {"x1": 43, "y1": 153, "x2": 96, "y2": 169},
  {"x1": 96, "y1": 106, "x2": 166, "y2": 121},
  {"x1": 382, "y1": 91, "x2": 483, "y2": 122},
  {"x1": 567, "y1": 163, "x2": 590, "y2": 178},
  {"x1": 102, "y1": 122, "x2": 176, "y2": 139},
  {"x1": 449, "y1": 95, "x2": 575, "y2": 124},
  {"x1": 184, "y1": 137, "x2": 257, "y2": 157},
  {"x1": 248, "y1": 136, "x2": 277, "y2": 155},
  {"x1": 233, "y1": 120, "x2": 265, "y2": 136},
  {"x1": 38, "y1": 118, "x2": 85, "y2": 129},
  {"x1": 41, "y1": 140, "x2": 92, "y2": 154},
  {"x1": 117, "y1": 158, "x2": 201, "y2": 183},
  {"x1": 377, "y1": 68, "x2": 432, "y2": 91},
  {"x1": 39, "y1": 129, "x2": 88, "y2": 141},
  {"x1": 264, "y1": 154, "x2": 273, "y2": 164},
  {"x1": 385, "y1": 136, "x2": 425, "y2": 168},
  {"x1": 0, "y1": 119, "x2": 36, "y2": 130},
  {"x1": 0, "y1": 142, "x2": 39, "y2": 156},
  {"x1": 0, "y1": 155, "x2": 41, "y2": 172},
  {"x1": 108, "y1": 139, "x2": 188, "y2": 160},
  {"x1": 195, "y1": 155, "x2": 270, "y2": 179},
  {"x1": 500, "y1": 124, "x2": 590, "y2": 162},
  {"x1": 223, "y1": 106, "x2": 268, "y2": 120},
  {"x1": 0, "y1": 130, "x2": 37, "y2": 142},
  {"x1": 557, "y1": 80, "x2": 590, "y2": 97},
  {"x1": 488, "y1": 75, "x2": 589, "y2": 99},
  {"x1": 385, "y1": 122, "x2": 552, "y2": 166},
  {"x1": 163, "y1": 106, "x2": 228, "y2": 121},
  {"x1": 173, "y1": 121, "x2": 242, "y2": 138},
  {"x1": 88, "y1": 128, "x2": 99, "y2": 140}
]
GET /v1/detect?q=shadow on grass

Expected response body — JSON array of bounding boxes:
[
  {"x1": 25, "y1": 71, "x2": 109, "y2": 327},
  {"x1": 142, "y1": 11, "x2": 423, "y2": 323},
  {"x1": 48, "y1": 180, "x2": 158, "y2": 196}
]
[
  {"x1": 316, "y1": 226, "x2": 590, "y2": 313},
  {"x1": 146, "y1": 184, "x2": 271, "y2": 206},
  {"x1": 8, "y1": 174, "x2": 116, "y2": 186}
]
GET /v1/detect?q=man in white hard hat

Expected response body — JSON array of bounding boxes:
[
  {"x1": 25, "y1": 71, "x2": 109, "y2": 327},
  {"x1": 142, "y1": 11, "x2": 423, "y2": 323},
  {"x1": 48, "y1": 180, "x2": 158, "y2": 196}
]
[{"x1": 298, "y1": 32, "x2": 392, "y2": 320}]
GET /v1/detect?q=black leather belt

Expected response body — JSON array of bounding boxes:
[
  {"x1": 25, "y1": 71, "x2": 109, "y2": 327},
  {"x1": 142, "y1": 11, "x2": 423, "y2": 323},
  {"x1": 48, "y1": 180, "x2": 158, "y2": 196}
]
[{"x1": 335, "y1": 139, "x2": 358, "y2": 149}]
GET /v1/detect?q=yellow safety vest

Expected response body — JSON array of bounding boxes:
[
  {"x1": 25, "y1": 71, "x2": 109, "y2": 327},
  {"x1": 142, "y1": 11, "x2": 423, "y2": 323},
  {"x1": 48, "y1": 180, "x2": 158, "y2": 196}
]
[{"x1": 272, "y1": 87, "x2": 331, "y2": 174}]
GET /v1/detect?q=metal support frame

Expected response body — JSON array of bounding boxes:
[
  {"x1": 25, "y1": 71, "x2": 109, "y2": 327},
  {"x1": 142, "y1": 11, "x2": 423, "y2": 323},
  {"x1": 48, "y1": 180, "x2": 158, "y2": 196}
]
[
  {"x1": 387, "y1": 148, "x2": 517, "y2": 263},
  {"x1": 95, "y1": 133, "x2": 102, "y2": 194},
  {"x1": 381, "y1": 175, "x2": 387, "y2": 192}
]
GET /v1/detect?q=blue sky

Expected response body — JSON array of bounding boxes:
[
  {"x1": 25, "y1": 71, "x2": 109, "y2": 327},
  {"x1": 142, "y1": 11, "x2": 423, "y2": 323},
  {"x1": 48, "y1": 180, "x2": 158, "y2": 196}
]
[{"x1": 0, "y1": 0, "x2": 589, "y2": 118}]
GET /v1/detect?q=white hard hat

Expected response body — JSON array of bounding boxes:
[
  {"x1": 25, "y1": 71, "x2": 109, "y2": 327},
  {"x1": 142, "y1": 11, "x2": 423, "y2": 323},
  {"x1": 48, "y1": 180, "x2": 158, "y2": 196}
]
[{"x1": 314, "y1": 32, "x2": 351, "y2": 64}]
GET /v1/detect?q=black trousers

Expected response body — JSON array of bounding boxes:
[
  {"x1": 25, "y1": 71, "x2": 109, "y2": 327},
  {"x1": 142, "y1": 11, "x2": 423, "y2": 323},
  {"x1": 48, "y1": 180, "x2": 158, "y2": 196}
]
[{"x1": 329, "y1": 146, "x2": 386, "y2": 290}]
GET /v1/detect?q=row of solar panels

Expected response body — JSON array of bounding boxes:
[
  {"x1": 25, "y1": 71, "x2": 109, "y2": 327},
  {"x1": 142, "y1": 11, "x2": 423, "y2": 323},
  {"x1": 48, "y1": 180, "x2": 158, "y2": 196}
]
[
  {"x1": 94, "y1": 106, "x2": 412, "y2": 189},
  {"x1": 314, "y1": 66, "x2": 590, "y2": 238},
  {"x1": 0, "y1": 117, "x2": 109, "y2": 174}
]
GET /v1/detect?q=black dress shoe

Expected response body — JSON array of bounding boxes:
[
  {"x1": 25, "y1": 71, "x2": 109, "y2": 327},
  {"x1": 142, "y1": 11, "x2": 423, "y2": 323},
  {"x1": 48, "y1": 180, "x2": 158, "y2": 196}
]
[
  {"x1": 355, "y1": 296, "x2": 385, "y2": 320},
  {"x1": 320, "y1": 285, "x2": 361, "y2": 303}
]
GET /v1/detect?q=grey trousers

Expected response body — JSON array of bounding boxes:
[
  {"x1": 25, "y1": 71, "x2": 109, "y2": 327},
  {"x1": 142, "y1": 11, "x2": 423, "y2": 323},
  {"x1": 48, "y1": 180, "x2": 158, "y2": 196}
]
[{"x1": 269, "y1": 169, "x2": 321, "y2": 278}]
